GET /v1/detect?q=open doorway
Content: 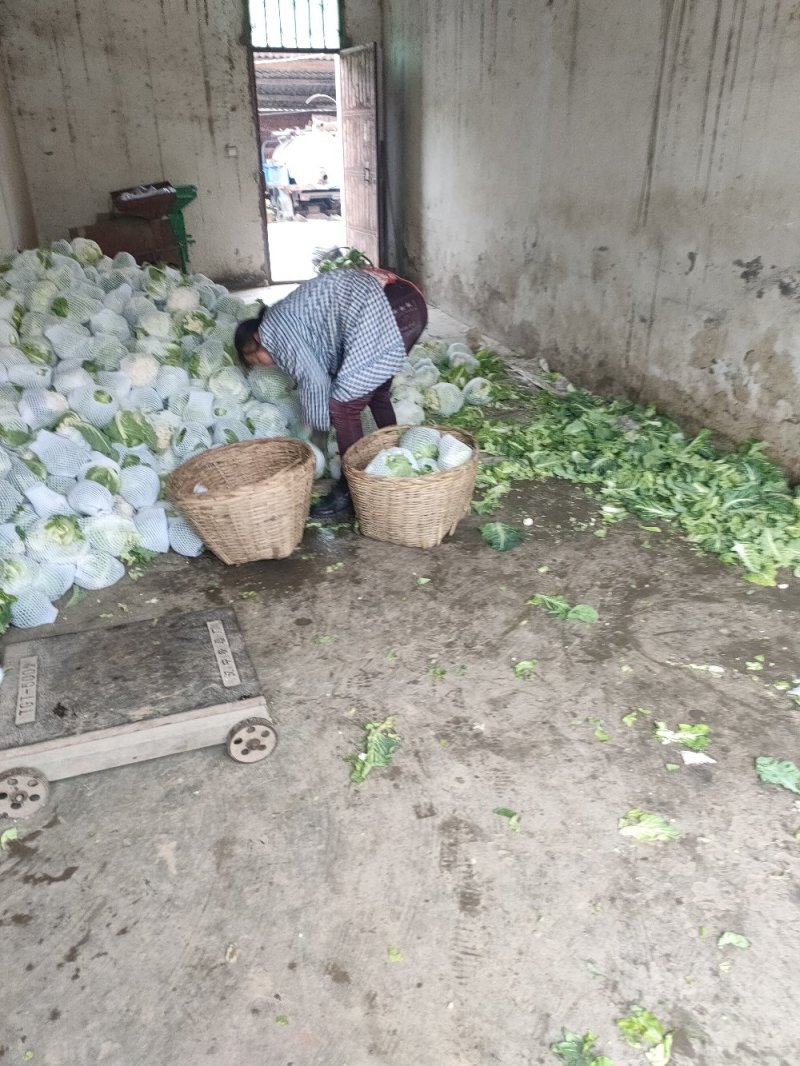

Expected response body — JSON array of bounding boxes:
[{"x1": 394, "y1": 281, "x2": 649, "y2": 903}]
[
  {"x1": 248, "y1": 2, "x2": 381, "y2": 283},
  {"x1": 255, "y1": 52, "x2": 345, "y2": 283}
]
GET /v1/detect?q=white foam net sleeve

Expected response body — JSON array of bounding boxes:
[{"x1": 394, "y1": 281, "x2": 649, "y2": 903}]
[
  {"x1": 121, "y1": 386, "x2": 162, "y2": 413},
  {"x1": 89, "y1": 334, "x2": 127, "y2": 371},
  {"x1": 74, "y1": 550, "x2": 125, "y2": 590},
  {"x1": 119, "y1": 465, "x2": 160, "y2": 508},
  {"x1": 24, "y1": 483, "x2": 74, "y2": 518},
  {"x1": 96, "y1": 371, "x2": 133, "y2": 401},
  {"x1": 81, "y1": 514, "x2": 140, "y2": 556},
  {"x1": 250, "y1": 364, "x2": 294, "y2": 400},
  {"x1": 25, "y1": 516, "x2": 87, "y2": 562},
  {"x1": 0, "y1": 523, "x2": 25, "y2": 556},
  {"x1": 8, "y1": 457, "x2": 40, "y2": 492},
  {"x1": 134, "y1": 505, "x2": 170, "y2": 553},
  {"x1": 173, "y1": 424, "x2": 212, "y2": 458},
  {"x1": 8, "y1": 362, "x2": 53, "y2": 389},
  {"x1": 11, "y1": 590, "x2": 59, "y2": 628},
  {"x1": 44, "y1": 324, "x2": 94, "y2": 362},
  {"x1": 0, "y1": 480, "x2": 22, "y2": 521},
  {"x1": 155, "y1": 366, "x2": 190, "y2": 400},
  {"x1": 89, "y1": 308, "x2": 130, "y2": 340},
  {"x1": 68, "y1": 386, "x2": 120, "y2": 427},
  {"x1": 18, "y1": 387, "x2": 69, "y2": 430},
  {"x1": 101, "y1": 282, "x2": 133, "y2": 314},
  {"x1": 67, "y1": 480, "x2": 115, "y2": 516},
  {"x1": 34, "y1": 560, "x2": 76, "y2": 600},
  {"x1": 212, "y1": 418, "x2": 252, "y2": 445},
  {"x1": 46, "y1": 474, "x2": 78, "y2": 496},
  {"x1": 0, "y1": 555, "x2": 40, "y2": 594},
  {"x1": 29, "y1": 429, "x2": 90, "y2": 476},
  {"x1": 168, "y1": 516, "x2": 204, "y2": 557},
  {"x1": 54, "y1": 363, "x2": 94, "y2": 394},
  {"x1": 183, "y1": 389, "x2": 215, "y2": 424}
]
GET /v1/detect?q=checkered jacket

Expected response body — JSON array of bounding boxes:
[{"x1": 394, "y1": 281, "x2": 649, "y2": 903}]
[{"x1": 258, "y1": 269, "x2": 406, "y2": 430}]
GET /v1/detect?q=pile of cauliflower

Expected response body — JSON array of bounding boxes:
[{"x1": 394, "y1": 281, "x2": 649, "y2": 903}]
[{"x1": 0, "y1": 241, "x2": 493, "y2": 632}]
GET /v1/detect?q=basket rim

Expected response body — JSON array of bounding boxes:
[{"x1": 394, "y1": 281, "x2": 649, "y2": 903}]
[
  {"x1": 343, "y1": 424, "x2": 476, "y2": 481},
  {"x1": 167, "y1": 437, "x2": 315, "y2": 504}
]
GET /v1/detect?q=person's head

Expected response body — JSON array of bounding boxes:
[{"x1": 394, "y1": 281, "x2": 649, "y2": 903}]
[{"x1": 234, "y1": 312, "x2": 274, "y2": 369}]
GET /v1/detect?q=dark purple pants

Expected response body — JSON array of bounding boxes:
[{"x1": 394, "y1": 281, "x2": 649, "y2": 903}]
[{"x1": 330, "y1": 278, "x2": 428, "y2": 460}]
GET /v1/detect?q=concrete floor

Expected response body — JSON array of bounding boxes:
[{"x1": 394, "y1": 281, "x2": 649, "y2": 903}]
[{"x1": 1, "y1": 319, "x2": 799, "y2": 1066}]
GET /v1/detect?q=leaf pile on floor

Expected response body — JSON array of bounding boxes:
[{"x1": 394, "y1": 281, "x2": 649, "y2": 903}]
[
  {"x1": 446, "y1": 381, "x2": 800, "y2": 586},
  {"x1": 529, "y1": 593, "x2": 599, "y2": 623},
  {"x1": 617, "y1": 809, "x2": 681, "y2": 842},
  {"x1": 345, "y1": 716, "x2": 400, "y2": 784},
  {"x1": 550, "y1": 1029, "x2": 613, "y2": 1066},
  {"x1": 616, "y1": 1006, "x2": 673, "y2": 1066},
  {"x1": 754, "y1": 756, "x2": 800, "y2": 793}
]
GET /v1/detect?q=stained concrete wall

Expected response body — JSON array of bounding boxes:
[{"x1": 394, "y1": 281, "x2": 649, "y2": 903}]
[
  {"x1": 383, "y1": 0, "x2": 800, "y2": 473},
  {"x1": 0, "y1": 0, "x2": 266, "y2": 285},
  {"x1": 0, "y1": 64, "x2": 36, "y2": 252}
]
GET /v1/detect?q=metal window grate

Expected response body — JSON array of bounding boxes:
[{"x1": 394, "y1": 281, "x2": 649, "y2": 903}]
[{"x1": 250, "y1": 0, "x2": 340, "y2": 51}]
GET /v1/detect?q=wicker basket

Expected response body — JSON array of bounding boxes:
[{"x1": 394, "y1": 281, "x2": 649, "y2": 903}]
[
  {"x1": 343, "y1": 425, "x2": 477, "y2": 549},
  {"x1": 166, "y1": 438, "x2": 314, "y2": 564}
]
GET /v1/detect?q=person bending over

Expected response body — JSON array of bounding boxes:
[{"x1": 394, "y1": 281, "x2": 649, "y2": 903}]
[{"x1": 235, "y1": 267, "x2": 427, "y2": 518}]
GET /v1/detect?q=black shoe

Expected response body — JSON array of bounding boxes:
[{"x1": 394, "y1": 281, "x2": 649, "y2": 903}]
[{"x1": 310, "y1": 481, "x2": 352, "y2": 518}]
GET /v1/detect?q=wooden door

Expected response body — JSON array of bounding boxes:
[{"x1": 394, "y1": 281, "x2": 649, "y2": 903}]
[{"x1": 338, "y1": 44, "x2": 380, "y2": 266}]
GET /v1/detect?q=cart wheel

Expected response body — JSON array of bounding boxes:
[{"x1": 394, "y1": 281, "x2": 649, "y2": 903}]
[
  {"x1": 226, "y1": 718, "x2": 277, "y2": 764},
  {"x1": 0, "y1": 767, "x2": 50, "y2": 820}
]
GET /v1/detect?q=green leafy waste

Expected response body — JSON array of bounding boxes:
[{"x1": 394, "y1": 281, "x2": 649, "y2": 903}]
[
  {"x1": 0, "y1": 590, "x2": 15, "y2": 636},
  {"x1": 494, "y1": 807, "x2": 521, "y2": 831},
  {"x1": 654, "y1": 722, "x2": 710, "y2": 752},
  {"x1": 618, "y1": 809, "x2": 681, "y2": 842},
  {"x1": 513, "y1": 659, "x2": 537, "y2": 679},
  {"x1": 441, "y1": 372, "x2": 800, "y2": 586},
  {"x1": 718, "y1": 930, "x2": 750, "y2": 949},
  {"x1": 754, "y1": 756, "x2": 800, "y2": 794},
  {"x1": 480, "y1": 522, "x2": 524, "y2": 551},
  {"x1": 616, "y1": 1006, "x2": 672, "y2": 1066},
  {"x1": 529, "y1": 593, "x2": 599, "y2": 624},
  {"x1": 550, "y1": 1029, "x2": 614, "y2": 1066},
  {"x1": 346, "y1": 717, "x2": 400, "y2": 784}
]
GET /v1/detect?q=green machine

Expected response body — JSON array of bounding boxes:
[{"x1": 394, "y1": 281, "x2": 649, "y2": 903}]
[{"x1": 110, "y1": 182, "x2": 198, "y2": 274}]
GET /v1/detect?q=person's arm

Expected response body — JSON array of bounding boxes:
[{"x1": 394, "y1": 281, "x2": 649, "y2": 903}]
[{"x1": 293, "y1": 362, "x2": 332, "y2": 431}]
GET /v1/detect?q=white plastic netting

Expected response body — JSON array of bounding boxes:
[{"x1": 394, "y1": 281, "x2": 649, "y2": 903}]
[
  {"x1": 11, "y1": 590, "x2": 59, "y2": 628},
  {"x1": 96, "y1": 371, "x2": 133, "y2": 402},
  {"x1": 46, "y1": 474, "x2": 78, "y2": 496},
  {"x1": 54, "y1": 363, "x2": 94, "y2": 394},
  {"x1": 34, "y1": 560, "x2": 76, "y2": 600},
  {"x1": 8, "y1": 362, "x2": 53, "y2": 389},
  {"x1": 155, "y1": 366, "x2": 190, "y2": 400},
  {"x1": 29, "y1": 430, "x2": 89, "y2": 476},
  {"x1": 173, "y1": 424, "x2": 212, "y2": 458},
  {"x1": 68, "y1": 386, "x2": 120, "y2": 427},
  {"x1": 18, "y1": 387, "x2": 68, "y2": 429},
  {"x1": 248, "y1": 365, "x2": 294, "y2": 403},
  {"x1": 134, "y1": 505, "x2": 170, "y2": 553},
  {"x1": 74, "y1": 550, "x2": 125, "y2": 590},
  {"x1": 212, "y1": 418, "x2": 252, "y2": 445},
  {"x1": 0, "y1": 523, "x2": 25, "y2": 557},
  {"x1": 89, "y1": 308, "x2": 130, "y2": 340},
  {"x1": 119, "y1": 465, "x2": 160, "y2": 508},
  {"x1": 81, "y1": 514, "x2": 140, "y2": 556},
  {"x1": 168, "y1": 516, "x2": 204, "y2": 557},
  {"x1": 24, "y1": 483, "x2": 73, "y2": 518},
  {"x1": 121, "y1": 386, "x2": 162, "y2": 413},
  {"x1": 0, "y1": 480, "x2": 22, "y2": 521},
  {"x1": 67, "y1": 479, "x2": 115, "y2": 516}
]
